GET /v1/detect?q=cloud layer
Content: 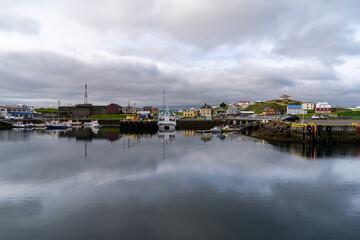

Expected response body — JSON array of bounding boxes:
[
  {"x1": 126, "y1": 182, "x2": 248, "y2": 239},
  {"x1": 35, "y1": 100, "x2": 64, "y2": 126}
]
[{"x1": 0, "y1": 0, "x2": 360, "y2": 107}]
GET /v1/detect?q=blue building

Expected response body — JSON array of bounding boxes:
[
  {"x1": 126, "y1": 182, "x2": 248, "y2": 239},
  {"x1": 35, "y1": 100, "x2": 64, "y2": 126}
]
[{"x1": 287, "y1": 105, "x2": 306, "y2": 115}]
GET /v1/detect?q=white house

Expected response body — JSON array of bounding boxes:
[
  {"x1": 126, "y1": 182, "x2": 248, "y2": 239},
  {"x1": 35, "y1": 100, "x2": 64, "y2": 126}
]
[
  {"x1": 226, "y1": 106, "x2": 240, "y2": 115},
  {"x1": 287, "y1": 105, "x2": 306, "y2": 114},
  {"x1": 302, "y1": 102, "x2": 315, "y2": 110},
  {"x1": 279, "y1": 94, "x2": 293, "y2": 100},
  {"x1": 237, "y1": 101, "x2": 251, "y2": 109},
  {"x1": 315, "y1": 102, "x2": 331, "y2": 113}
]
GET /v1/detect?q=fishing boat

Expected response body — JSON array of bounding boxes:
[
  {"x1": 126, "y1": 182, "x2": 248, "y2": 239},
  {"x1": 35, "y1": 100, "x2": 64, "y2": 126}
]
[
  {"x1": 158, "y1": 109, "x2": 176, "y2": 131},
  {"x1": 45, "y1": 121, "x2": 70, "y2": 130},
  {"x1": 157, "y1": 91, "x2": 176, "y2": 131}
]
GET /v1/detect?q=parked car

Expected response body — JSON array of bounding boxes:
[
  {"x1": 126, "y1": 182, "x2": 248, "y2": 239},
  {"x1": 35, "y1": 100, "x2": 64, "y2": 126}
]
[
  {"x1": 311, "y1": 115, "x2": 319, "y2": 119},
  {"x1": 282, "y1": 115, "x2": 300, "y2": 122},
  {"x1": 320, "y1": 115, "x2": 328, "y2": 120}
]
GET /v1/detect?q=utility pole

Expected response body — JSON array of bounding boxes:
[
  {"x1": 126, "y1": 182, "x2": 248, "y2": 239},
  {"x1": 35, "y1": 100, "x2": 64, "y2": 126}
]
[{"x1": 84, "y1": 84, "x2": 88, "y2": 104}]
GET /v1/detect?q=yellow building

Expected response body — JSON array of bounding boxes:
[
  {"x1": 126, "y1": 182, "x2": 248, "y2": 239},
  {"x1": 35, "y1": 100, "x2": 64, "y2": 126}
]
[
  {"x1": 200, "y1": 103, "x2": 212, "y2": 118},
  {"x1": 183, "y1": 109, "x2": 198, "y2": 118}
]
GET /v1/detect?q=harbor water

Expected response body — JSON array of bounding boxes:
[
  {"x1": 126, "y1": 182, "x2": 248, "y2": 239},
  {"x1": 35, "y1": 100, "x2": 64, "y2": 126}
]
[{"x1": 1, "y1": 128, "x2": 360, "y2": 239}]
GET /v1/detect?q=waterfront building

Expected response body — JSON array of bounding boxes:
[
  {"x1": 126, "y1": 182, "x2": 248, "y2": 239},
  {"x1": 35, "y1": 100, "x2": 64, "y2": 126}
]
[
  {"x1": 302, "y1": 102, "x2": 315, "y2": 110},
  {"x1": 200, "y1": 103, "x2": 212, "y2": 119},
  {"x1": 58, "y1": 104, "x2": 106, "y2": 118},
  {"x1": 183, "y1": 109, "x2": 198, "y2": 118},
  {"x1": 226, "y1": 106, "x2": 240, "y2": 115},
  {"x1": 315, "y1": 102, "x2": 332, "y2": 113},
  {"x1": 262, "y1": 106, "x2": 276, "y2": 115},
  {"x1": 279, "y1": 94, "x2": 293, "y2": 100},
  {"x1": 0, "y1": 105, "x2": 35, "y2": 119},
  {"x1": 287, "y1": 105, "x2": 307, "y2": 115},
  {"x1": 107, "y1": 103, "x2": 123, "y2": 114},
  {"x1": 91, "y1": 105, "x2": 107, "y2": 115}
]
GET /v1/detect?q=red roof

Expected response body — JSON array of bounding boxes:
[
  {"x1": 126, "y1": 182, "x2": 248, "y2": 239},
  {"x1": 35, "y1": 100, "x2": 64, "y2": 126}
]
[{"x1": 0, "y1": 106, "x2": 25, "y2": 109}]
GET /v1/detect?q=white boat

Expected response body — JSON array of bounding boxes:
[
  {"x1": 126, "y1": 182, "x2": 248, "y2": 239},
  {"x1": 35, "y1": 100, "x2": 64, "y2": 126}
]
[
  {"x1": 25, "y1": 123, "x2": 35, "y2": 128},
  {"x1": 34, "y1": 123, "x2": 45, "y2": 128},
  {"x1": 158, "y1": 110, "x2": 176, "y2": 131},
  {"x1": 83, "y1": 120, "x2": 100, "y2": 128},
  {"x1": 211, "y1": 126, "x2": 222, "y2": 133},
  {"x1": 12, "y1": 121, "x2": 25, "y2": 128}
]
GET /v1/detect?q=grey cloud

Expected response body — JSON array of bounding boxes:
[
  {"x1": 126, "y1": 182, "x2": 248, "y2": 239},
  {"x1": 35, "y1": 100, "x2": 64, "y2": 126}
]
[
  {"x1": 274, "y1": 20, "x2": 360, "y2": 64},
  {"x1": 0, "y1": 15, "x2": 40, "y2": 34},
  {"x1": 0, "y1": 50, "x2": 355, "y2": 107},
  {"x1": 61, "y1": 0, "x2": 360, "y2": 62}
]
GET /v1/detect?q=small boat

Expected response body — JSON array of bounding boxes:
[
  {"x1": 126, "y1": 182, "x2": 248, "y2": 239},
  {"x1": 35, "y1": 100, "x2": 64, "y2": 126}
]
[
  {"x1": 71, "y1": 121, "x2": 83, "y2": 126},
  {"x1": 34, "y1": 123, "x2": 45, "y2": 128},
  {"x1": 83, "y1": 120, "x2": 100, "y2": 128},
  {"x1": 12, "y1": 122, "x2": 25, "y2": 128},
  {"x1": 45, "y1": 121, "x2": 69, "y2": 130},
  {"x1": 211, "y1": 126, "x2": 222, "y2": 133},
  {"x1": 25, "y1": 123, "x2": 35, "y2": 128}
]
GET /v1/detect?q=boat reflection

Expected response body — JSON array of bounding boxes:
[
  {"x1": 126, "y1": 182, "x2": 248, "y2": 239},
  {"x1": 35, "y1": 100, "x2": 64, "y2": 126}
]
[{"x1": 158, "y1": 130, "x2": 176, "y2": 144}]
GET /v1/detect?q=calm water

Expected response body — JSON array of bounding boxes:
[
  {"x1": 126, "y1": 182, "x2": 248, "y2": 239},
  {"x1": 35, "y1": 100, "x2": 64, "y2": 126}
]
[{"x1": 1, "y1": 128, "x2": 360, "y2": 239}]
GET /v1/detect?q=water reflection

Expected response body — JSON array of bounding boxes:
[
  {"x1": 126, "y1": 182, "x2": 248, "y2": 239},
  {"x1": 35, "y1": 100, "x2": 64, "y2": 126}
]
[
  {"x1": 271, "y1": 142, "x2": 360, "y2": 160},
  {"x1": 2, "y1": 129, "x2": 360, "y2": 239}
]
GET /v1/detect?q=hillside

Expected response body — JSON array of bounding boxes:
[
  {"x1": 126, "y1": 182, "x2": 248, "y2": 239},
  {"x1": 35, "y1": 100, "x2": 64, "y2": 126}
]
[{"x1": 245, "y1": 99, "x2": 302, "y2": 114}]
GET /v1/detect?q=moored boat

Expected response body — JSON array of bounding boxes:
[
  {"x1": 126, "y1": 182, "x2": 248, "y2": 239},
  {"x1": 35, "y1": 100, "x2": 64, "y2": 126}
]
[
  {"x1": 12, "y1": 121, "x2": 25, "y2": 128},
  {"x1": 157, "y1": 110, "x2": 176, "y2": 131},
  {"x1": 45, "y1": 121, "x2": 69, "y2": 130}
]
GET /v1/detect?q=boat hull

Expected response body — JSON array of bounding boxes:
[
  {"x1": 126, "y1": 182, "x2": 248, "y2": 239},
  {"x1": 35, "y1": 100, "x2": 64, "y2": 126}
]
[
  {"x1": 158, "y1": 124, "x2": 176, "y2": 131},
  {"x1": 45, "y1": 125, "x2": 69, "y2": 130}
]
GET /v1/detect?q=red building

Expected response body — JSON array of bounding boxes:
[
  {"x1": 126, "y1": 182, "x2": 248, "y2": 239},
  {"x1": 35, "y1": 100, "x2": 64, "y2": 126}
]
[
  {"x1": 151, "y1": 108, "x2": 158, "y2": 115},
  {"x1": 262, "y1": 106, "x2": 276, "y2": 115},
  {"x1": 107, "y1": 103, "x2": 123, "y2": 114}
]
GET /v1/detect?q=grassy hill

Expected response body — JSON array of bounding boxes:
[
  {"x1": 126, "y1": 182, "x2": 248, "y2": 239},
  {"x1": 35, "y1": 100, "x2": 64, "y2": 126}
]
[{"x1": 245, "y1": 99, "x2": 302, "y2": 114}]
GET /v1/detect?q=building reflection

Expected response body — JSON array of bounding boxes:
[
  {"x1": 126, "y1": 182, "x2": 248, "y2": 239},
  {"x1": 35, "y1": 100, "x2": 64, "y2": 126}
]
[{"x1": 182, "y1": 130, "x2": 196, "y2": 137}]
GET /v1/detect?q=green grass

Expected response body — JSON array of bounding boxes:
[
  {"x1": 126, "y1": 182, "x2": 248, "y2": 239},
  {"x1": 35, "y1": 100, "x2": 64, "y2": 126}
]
[
  {"x1": 35, "y1": 108, "x2": 58, "y2": 113},
  {"x1": 87, "y1": 114, "x2": 127, "y2": 119},
  {"x1": 245, "y1": 99, "x2": 302, "y2": 113},
  {"x1": 338, "y1": 111, "x2": 360, "y2": 116}
]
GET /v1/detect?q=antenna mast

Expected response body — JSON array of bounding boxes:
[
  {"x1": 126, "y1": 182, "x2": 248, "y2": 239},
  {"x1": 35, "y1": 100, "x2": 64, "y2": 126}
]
[
  {"x1": 163, "y1": 90, "x2": 165, "y2": 110},
  {"x1": 84, "y1": 84, "x2": 88, "y2": 104}
]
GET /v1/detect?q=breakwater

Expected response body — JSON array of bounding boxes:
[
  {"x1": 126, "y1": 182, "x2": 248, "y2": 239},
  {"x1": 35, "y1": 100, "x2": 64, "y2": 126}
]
[{"x1": 252, "y1": 121, "x2": 360, "y2": 143}]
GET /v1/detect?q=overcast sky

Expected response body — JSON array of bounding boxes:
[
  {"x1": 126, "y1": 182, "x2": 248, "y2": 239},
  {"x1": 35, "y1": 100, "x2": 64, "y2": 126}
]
[{"x1": 0, "y1": 0, "x2": 360, "y2": 107}]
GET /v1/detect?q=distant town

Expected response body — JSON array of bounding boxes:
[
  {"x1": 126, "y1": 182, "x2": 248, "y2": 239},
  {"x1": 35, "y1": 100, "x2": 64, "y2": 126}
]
[{"x1": 1, "y1": 93, "x2": 360, "y2": 121}]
